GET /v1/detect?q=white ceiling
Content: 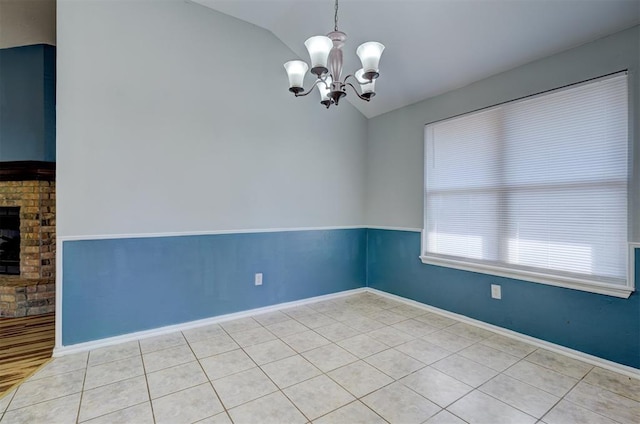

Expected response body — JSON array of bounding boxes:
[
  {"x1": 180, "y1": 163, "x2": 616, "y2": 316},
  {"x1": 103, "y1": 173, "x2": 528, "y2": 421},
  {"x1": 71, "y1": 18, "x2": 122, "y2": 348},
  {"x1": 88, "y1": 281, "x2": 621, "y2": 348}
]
[{"x1": 193, "y1": 0, "x2": 640, "y2": 118}]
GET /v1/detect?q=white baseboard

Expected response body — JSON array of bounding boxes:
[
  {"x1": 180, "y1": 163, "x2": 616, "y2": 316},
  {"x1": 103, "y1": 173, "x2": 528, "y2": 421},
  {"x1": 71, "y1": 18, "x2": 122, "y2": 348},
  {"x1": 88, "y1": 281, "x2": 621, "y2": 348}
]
[
  {"x1": 53, "y1": 287, "x2": 366, "y2": 357},
  {"x1": 365, "y1": 288, "x2": 640, "y2": 379}
]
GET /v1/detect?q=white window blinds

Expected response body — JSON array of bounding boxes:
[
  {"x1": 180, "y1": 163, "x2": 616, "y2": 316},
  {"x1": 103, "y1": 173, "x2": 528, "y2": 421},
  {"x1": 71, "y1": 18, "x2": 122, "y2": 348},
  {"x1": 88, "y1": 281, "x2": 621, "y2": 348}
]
[{"x1": 423, "y1": 73, "x2": 629, "y2": 289}]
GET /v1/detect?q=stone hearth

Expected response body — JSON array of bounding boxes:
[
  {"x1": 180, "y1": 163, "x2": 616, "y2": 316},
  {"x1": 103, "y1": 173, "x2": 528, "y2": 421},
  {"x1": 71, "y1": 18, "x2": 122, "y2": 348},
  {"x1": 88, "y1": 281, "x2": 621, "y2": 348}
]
[{"x1": 0, "y1": 161, "x2": 55, "y2": 317}]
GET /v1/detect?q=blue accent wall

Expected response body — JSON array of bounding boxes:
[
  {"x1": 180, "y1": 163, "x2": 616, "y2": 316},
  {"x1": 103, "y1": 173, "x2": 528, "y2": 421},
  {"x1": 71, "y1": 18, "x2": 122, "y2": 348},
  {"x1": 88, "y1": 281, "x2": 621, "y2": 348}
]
[
  {"x1": 367, "y1": 229, "x2": 640, "y2": 369},
  {"x1": 62, "y1": 229, "x2": 366, "y2": 345},
  {"x1": 0, "y1": 44, "x2": 56, "y2": 162}
]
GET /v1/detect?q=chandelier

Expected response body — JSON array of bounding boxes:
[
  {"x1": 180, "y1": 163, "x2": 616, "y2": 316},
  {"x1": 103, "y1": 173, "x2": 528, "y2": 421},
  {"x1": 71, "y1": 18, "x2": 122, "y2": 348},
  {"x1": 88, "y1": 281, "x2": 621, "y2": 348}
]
[{"x1": 283, "y1": 0, "x2": 385, "y2": 108}]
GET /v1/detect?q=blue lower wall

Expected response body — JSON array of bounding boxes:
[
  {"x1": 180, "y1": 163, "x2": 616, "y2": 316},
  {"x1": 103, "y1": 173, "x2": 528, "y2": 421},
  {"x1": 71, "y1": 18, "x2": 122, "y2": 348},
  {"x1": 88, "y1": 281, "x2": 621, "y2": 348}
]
[
  {"x1": 62, "y1": 228, "x2": 366, "y2": 345},
  {"x1": 367, "y1": 229, "x2": 640, "y2": 369}
]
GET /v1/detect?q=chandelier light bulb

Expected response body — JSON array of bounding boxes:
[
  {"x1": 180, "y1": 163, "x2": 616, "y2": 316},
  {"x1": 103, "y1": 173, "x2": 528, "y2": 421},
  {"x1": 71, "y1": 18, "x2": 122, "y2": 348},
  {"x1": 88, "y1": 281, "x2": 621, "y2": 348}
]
[
  {"x1": 355, "y1": 69, "x2": 376, "y2": 96},
  {"x1": 284, "y1": 60, "x2": 309, "y2": 93},
  {"x1": 356, "y1": 42, "x2": 385, "y2": 78},
  {"x1": 304, "y1": 35, "x2": 333, "y2": 75}
]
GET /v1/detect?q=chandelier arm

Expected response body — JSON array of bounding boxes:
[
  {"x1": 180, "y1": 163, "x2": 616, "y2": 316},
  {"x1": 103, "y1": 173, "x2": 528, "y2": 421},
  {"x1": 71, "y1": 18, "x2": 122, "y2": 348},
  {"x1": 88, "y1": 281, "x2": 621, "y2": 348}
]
[
  {"x1": 345, "y1": 82, "x2": 372, "y2": 101},
  {"x1": 293, "y1": 79, "x2": 325, "y2": 97}
]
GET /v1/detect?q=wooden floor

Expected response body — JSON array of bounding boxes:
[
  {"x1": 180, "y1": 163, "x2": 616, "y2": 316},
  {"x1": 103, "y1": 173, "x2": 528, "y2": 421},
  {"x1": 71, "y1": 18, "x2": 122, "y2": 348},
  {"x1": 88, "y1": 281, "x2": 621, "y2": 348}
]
[{"x1": 0, "y1": 314, "x2": 55, "y2": 398}]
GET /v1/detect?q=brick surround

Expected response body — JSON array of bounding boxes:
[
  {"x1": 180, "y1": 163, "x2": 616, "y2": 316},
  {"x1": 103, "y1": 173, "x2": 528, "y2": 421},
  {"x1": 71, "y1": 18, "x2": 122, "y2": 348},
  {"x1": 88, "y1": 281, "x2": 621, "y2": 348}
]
[{"x1": 0, "y1": 162, "x2": 56, "y2": 317}]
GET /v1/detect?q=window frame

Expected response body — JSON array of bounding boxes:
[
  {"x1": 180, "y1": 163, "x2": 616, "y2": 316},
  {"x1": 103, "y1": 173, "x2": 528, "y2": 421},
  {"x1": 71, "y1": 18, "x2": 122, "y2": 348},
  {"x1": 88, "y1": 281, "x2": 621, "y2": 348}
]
[{"x1": 420, "y1": 71, "x2": 635, "y2": 299}]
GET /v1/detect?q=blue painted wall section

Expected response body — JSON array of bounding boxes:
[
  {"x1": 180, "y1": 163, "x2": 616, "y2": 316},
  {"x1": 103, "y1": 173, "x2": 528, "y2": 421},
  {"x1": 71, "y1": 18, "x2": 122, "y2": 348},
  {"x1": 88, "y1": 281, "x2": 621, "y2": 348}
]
[
  {"x1": 62, "y1": 229, "x2": 366, "y2": 345},
  {"x1": 0, "y1": 44, "x2": 56, "y2": 162},
  {"x1": 367, "y1": 229, "x2": 640, "y2": 369}
]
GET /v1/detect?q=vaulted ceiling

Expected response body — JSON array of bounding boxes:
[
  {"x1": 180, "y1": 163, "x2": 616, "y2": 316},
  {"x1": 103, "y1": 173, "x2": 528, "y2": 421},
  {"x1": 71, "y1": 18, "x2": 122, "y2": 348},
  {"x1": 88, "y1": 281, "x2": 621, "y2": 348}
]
[{"x1": 194, "y1": 0, "x2": 640, "y2": 118}]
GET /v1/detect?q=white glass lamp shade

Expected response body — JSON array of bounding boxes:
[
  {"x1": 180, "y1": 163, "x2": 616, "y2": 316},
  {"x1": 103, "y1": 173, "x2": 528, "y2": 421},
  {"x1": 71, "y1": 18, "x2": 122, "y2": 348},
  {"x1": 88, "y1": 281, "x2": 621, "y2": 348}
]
[
  {"x1": 304, "y1": 36, "x2": 332, "y2": 75},
  {"x1": 317, "y1": 76, "x2": 332, "y2": 105},
  {"x1": 356, "y1": 41, "x2": 384, "y2": 79},
  {"x1": 284, "y1": 60, "x2": 309, "y2": 93},
  {"x1": 355, "y1": 69, "x2": 376, "y2": 95}
]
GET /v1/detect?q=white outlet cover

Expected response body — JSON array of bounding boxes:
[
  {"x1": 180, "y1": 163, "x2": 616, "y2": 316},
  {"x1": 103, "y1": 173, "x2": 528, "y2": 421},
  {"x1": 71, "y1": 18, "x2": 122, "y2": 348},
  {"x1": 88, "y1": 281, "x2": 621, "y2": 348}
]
[
  {"x1": 491, "y1": 284, "x2": 502, "y2": 299},
  {"x1": 255, "y1": 273, "x2": 263, "y2": 286}
]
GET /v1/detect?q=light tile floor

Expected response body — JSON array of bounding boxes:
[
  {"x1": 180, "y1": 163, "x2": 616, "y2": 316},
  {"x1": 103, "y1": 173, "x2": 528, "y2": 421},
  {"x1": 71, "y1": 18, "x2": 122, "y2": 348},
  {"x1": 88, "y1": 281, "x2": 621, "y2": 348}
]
[{"x1": 1, "y1": 292, "x2": 639, "y2": 424}]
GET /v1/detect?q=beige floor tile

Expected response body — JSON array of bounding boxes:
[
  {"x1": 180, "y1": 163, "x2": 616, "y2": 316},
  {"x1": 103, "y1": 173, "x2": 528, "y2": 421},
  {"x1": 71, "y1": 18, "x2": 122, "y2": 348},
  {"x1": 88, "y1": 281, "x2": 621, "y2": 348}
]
[
  {"x1": 265, "y1": 319, "x2": 310, "y2": 338},
  {"x1": 565, "y1": 381, "x2": 640, "y2": 424},
  {"x1": 525, "y1": 349, "x2": 593, "y2": 379},
  {"x1": 261, "y1": 355, "x2": 322, "y2": 389},
  {"x1": 88, "y1": 341, "x2": 139, "y2": 366},
  {"x1": 302, "y1": 344, "x2": 358, "y2": 373},
  {"x1": 78, "y1": 376, "x2": 148, "y2": 422},
  {"x1": 9, "y1": 369, "x2": 85, "y2": 410},
  {"x1": 0, "y1": 389, "x2": 15, "y2": 414},
  {"x1": 362, "y1": 381, "x2": 440, "y2": 424},
  {"x1": 152, "y1": 383, "x2": 223, "y2": 424},
  {"x1": 365, "y1": 348, "x2": 425, "y2": 379},
  {"x1": 182, "y1": 324, "x2": 225, "y2": 344},
  {"x1": 400, "y1": 367, "x2": 472, "y2": 408},
  {"x1": 189, "y1": 333, "x2": 239, "y2": 359},
  {"x1": 388, "y1": 304, "x2": 428, "y2": 318},
  {"x1": 244, "y1": 339, "x2": 296, "y2": 365},
  {"x1": 424, "y1": 409, "x2": 467, "y2": 424},
  {"x1": 313, "y1": 322, "x2": 360, "y2": 342},
  {"x1": 480, "y1": 334, "x2": 537, "y2": 358},
  {"x1": 84, "y1": 355, "x2": 144, "y2": 390},
  {"x1": 449, "y1": 390, "x2": 536, "y2": 424},
  {"x1": 219, "y1": 317, "x2": 261, "y2": 334},
  {"x1": 445, "y1": 323, "x2": 495, "y2": 341},
  {"x1": 422, "y1": 330, "x2": 476, "y2": 352},
  {"x1": 480, "y1": 374, "x2": 559, "y2": 418},
  {"x1": 337, "y1": 334, "x2": 388, "y2": 358},
  {"x1": 505, "y1": 360, "x2": 578, "y2": 397},
  {"x1": 367, "y1": 326, "x2": 415, "y2": 347},
  {"x1": 583, "y1": 367, "x2": 640, "y2": 402},
  {"x1": 284, "y1": 375, "x2": 355, "y2": 420},
  {"x1": 81, "y1": 402, "x2": 153, "y2": 424},
  {"x1": 392, "y1": 319, "x2": 439, "y2": 337},
  {"x1": 542, "y1": 399, "x2": 619, "y2": 424},
  {"x1": 432, "y1": 354, "x2": 498, "y2": 387},
  {"x1": 199, "y1": 349, "x2": 256, "y2": 380},
  {"x1": 282, "y1": 305, "x2": 317, "y2": 319},
  {"x1": 396, "y1": 338, "x2": 452, "y2": 365},
  {"x1": 366, "y1": 309, "x2": 408, "y2": 325},
  {"x1": 228, "y1": 391, "x2": 307, "y2": 424},
  {"x1": 30, "y1": 352, "x2": 88, "y2": 380},
  {"x1": 282, "y1": 330, "x2": 331, "y2": 353},
  {"x1": 251, "y1": 311, "x2": 290, "y2": 327},
  {"x1": 142, "y1": 344, "x2": 196, "y2": 373},
  {"x1": 147, "y1": 361, "x2": 208, "y2": 399},
  {"x1": 314, "y1": 400, "x2": 387, "y2": 424},
  {"x1": 0, "y1": 393, "x2": 80, "y2": 424},
  {"x1": 295, "y1": 313, "x2": 337, "y2": 329},
  {"x1": 230, "y1": 327, "x2": 277, "y2": 347},
  {"x1": 213, "y1": 367, "x2": 278, "y2": 409},
  {"x1": 195, "y1": 413, "x2": 233, "y2": 424},
  {"x1": 458, "y1": 344, "x2": 520, "y2": 371},
  {"x1": 345, "y1": 316, "x2": 386, "y2": 332},
  {"x1": 413, "y1": 312, "x2": 459, "y2": 329},
  {"x1": 327, "y1": 361, "x2": 393, "y2": 398},
  {"x1": 139, "y1": 332, "x2": 186, "y2": 354}
]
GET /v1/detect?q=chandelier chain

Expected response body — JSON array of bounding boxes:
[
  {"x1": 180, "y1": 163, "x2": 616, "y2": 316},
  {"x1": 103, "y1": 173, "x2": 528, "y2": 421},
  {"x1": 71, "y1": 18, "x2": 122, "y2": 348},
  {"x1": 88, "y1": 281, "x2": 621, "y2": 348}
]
[{"x1": 334, "y1": 0, "x2": 339, "y2": 31}]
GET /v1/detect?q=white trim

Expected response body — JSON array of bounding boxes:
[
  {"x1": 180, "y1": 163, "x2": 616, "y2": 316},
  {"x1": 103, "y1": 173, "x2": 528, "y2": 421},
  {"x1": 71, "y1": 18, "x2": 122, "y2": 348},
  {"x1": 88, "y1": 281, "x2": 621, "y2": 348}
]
[
  {"x1": 419, "y1": 255, "x2": 634, "y2": 299},
  {"x1": 57, "y1": 225, "x2": 367, "y2": 242},
  {"x1": 629, "y1": 242, "x2": 639, "y2": 292},
  {"x1": 53, "y1": 288, "x2": 366, "y2": 356},
  {"x1": 365, "y1": 288, "x2": 640, "y2": 379},
  {"x1": 366, "y1": 226, "x2": 422, "y2": 233}
]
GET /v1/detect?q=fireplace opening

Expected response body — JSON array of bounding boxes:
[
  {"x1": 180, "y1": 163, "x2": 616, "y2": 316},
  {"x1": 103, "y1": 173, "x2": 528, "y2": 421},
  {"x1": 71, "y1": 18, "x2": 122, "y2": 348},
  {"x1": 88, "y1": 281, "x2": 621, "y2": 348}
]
[{"x1": 0, "y1": 207, "x2": 20, "y2": 275}]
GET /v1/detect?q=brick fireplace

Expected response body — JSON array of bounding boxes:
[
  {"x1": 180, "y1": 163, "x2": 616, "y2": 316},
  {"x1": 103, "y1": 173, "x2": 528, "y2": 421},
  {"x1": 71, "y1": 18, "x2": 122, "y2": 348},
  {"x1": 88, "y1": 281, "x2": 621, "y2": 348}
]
[{"x1": 0, "y1": 161, "x2": 56, "y2": 317}]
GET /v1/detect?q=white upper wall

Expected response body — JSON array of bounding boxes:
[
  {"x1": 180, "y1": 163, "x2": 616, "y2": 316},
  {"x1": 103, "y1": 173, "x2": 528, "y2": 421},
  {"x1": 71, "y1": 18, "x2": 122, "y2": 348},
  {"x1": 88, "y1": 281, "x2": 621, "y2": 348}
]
[
  {"x1": 365, "y1": 26, "x2": 640, "y2": 232},
  {"x1": 0, "y1": 0, "x2": 56, "y2": 48},
  {"x1": 56, "y1": 0, "x2": 367, "y2": 237}
]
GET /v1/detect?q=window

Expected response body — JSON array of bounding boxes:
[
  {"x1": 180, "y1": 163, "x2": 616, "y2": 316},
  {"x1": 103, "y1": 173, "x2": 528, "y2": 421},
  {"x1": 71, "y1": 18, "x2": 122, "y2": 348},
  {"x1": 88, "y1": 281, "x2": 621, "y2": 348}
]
[{"x1": 421, "y1": 73, "x2": 633, "y2": 298}]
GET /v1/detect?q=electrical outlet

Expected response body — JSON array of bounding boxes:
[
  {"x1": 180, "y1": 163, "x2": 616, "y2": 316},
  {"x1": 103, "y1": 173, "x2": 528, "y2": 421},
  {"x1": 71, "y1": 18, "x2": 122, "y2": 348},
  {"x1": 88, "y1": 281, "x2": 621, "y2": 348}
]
[
  {"x1": 255, "y1": 273, "x2": 263, "y2": 286},
  {"x1": 491, "y1": 284, "x2": 501, "y2": 299}
]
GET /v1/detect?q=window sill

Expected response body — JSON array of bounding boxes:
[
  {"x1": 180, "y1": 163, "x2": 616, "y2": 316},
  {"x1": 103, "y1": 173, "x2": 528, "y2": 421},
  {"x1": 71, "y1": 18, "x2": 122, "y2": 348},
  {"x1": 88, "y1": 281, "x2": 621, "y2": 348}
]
[{"x1": 419, "y1": 255, "x2": 634, "y2": 299}]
